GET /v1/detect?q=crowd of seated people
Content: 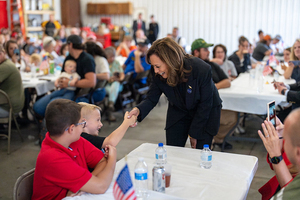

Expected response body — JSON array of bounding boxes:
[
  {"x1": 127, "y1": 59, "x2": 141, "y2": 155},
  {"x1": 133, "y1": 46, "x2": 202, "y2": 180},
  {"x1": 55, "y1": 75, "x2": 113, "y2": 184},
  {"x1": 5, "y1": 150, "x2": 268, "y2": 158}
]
[{"x1": 0, "y1": 23, "x2": 297, "y2": 126}]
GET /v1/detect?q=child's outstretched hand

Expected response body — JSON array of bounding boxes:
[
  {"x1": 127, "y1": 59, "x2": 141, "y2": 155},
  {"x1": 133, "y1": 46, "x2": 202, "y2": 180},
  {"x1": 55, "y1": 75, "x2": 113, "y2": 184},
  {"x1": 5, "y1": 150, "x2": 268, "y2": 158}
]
[{"x1": 124, "y1": 111, "x2": 137, "y2": 126}]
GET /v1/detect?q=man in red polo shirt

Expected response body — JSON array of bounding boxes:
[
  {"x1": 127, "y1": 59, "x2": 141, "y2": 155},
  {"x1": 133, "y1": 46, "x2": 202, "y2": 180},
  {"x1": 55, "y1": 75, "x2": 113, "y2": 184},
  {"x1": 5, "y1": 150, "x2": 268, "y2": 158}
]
[{"x1": 32, "y1": 99, "x2": 116, "y2": 200}]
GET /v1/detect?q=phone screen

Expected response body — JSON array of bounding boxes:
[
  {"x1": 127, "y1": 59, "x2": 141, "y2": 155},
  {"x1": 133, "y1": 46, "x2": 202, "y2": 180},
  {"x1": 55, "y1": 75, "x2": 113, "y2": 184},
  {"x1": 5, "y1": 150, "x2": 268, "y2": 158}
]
[{"x1": 268, "y1": 101, "x2": 276, "y2": 127}]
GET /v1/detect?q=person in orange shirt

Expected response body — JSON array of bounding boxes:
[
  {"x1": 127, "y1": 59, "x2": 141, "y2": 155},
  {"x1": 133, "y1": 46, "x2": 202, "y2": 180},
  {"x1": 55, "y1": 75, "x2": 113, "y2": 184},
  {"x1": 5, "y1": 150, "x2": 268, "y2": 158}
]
[{"x1": 116, "y1": 36, "x2": 136, "y2": 58}]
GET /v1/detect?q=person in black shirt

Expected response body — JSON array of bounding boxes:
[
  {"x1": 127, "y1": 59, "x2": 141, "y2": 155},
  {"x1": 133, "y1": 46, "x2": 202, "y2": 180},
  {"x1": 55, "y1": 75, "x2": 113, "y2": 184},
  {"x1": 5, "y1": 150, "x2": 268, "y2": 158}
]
[
  {"x1": 148, "y1": 15, "x2": 159, "y2": 44},
  {"x1": 127, "y1": 37, "x2": 222, "y2": 150},
  {"x1": 33, "y1": 35, "x2": 96, "y2": 117},
  {"x1": 78, "y1": 102, "x2": 136, "y2": 150},
  {"x1": 41, "y1": 14, "x2": 61, "y2": 37},
  {"x1": 228, "y1": 36, "x2": 252, "y2": 75},
  {"x1": 191, "y1": 38, "x2": 230, "y2": 89},
  {"x1": 191, "y1": 38, "x2": 237, "y2": 150}
]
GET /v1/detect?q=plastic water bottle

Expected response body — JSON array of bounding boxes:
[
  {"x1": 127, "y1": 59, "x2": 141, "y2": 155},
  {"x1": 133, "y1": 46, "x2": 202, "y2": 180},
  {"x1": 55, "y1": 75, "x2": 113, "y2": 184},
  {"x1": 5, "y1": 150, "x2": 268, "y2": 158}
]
[
  {"x1": 274, "y1": 70, "x2": 279, "y2": 81},
  {"x1": 134, "y1": 158, "x2": 149, "y2": 198},
  {"x1": 200, "y1": 144, "x2": 212, "y2": 169},
  {"x1": 155, "y1": 143, "x2": 167, "y2": 165}
]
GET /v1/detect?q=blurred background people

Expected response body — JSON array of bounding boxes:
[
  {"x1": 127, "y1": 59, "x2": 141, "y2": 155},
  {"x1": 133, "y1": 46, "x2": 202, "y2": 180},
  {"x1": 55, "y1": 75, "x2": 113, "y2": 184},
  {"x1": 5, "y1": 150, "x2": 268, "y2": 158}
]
[
  {"x1": 284, "y1": 39, "x2": 300, "y2": 81},
  {"x1": 148, "y1": 15, "x2": 159, "y2": 44},
  {"x1": 252, "y1": 34, "x2": 273, "y2": 61}
]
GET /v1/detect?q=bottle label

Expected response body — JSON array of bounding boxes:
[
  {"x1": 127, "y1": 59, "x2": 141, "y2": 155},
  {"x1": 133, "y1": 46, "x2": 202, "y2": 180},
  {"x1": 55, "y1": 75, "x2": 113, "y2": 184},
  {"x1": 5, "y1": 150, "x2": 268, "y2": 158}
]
[
  {"x1": 155, "y1": 154, "x2": 166, "y2": 159},
  {"x1": 207, "y1": 155, "x2": 212, "y2": 161},
  {"x1": 135, "y1": 172, "x2": 148, "y2": 180},
  {"x1": 201, "y1": 154, "x2": 212, "y2": 161}
]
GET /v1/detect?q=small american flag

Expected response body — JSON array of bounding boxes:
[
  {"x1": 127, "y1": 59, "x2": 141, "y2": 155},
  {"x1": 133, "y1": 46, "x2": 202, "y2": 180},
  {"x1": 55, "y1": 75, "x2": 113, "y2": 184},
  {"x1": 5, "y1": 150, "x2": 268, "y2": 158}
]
[
  {"x1": 113, "y1": 164, "x2": 137, "y2": 200},
  {"x1": 268, "y1": 52, "x2": 277, "y2": 64}
]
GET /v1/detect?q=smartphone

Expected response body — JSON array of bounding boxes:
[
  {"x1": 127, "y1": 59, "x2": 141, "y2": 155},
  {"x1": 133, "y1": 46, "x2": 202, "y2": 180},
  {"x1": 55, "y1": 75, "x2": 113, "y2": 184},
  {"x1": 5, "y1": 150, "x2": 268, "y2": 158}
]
[
  {"x1": 267, "y1": 100, "x2": 276, "y2": 127},
  {"x1": 113, "y1": 72, "x2": 120, "y2": 78},
  {"x1": 289, "y1": 60, "x2": 300, "y2": 66},
  {"x1": 13, "y1": 48, "x2": 20, "y2": 56}
]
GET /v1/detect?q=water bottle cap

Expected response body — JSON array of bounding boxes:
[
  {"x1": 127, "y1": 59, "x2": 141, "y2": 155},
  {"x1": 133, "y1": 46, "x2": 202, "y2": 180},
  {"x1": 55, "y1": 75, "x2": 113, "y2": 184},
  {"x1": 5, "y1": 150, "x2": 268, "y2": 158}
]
[
  {"x1": 158, "y1": 143, "x2": 163, "y2": 147},
  {"x1": 203, "y1": 144, "x2": 209, "y2": 148}
]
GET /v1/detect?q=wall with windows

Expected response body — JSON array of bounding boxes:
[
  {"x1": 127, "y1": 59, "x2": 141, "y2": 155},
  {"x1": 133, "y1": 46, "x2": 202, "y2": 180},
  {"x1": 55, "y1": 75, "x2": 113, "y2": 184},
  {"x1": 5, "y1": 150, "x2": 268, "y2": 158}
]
[{"x1": 79, "y1": 0, "x2": 300, "y2": 55}]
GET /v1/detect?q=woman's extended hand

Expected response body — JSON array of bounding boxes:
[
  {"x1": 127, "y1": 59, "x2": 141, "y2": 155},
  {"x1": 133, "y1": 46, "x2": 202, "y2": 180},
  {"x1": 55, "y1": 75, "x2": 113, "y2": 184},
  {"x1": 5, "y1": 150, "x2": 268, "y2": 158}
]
[
  {"x1": 258, "y1": 120, "x2": 281, "y2": 157},
  {"x1": 127, "y1": 107, "x2": 140, "y2": 127}
]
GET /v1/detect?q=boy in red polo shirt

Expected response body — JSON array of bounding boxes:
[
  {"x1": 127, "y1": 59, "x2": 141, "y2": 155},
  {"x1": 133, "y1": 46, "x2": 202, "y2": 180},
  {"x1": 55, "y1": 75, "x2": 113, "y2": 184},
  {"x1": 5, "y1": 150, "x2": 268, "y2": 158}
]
[{"x1": 32, "y1": 99, "x2": 116, "y2": 200}]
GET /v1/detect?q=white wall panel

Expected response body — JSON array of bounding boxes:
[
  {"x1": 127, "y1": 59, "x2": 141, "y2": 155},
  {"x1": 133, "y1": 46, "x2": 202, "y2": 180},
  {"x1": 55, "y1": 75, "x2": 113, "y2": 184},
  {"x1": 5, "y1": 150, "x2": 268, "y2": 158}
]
[{"x1": 79, "y1": 0, "x2": 299, "y2": 55}]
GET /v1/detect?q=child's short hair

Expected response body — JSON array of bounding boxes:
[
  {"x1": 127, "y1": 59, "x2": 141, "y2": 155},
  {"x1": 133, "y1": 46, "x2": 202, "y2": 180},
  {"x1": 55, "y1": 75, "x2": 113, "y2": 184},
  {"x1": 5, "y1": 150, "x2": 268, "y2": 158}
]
[
  {"x1": 65, "y1": 59, "x2": 76, "y2": 67},
  {"x1": 45, "y1": 99, "x2": 82, "y2": 136},
  {"x1": 30, "y1": 53, "x2": 42, "y2": 65},
  {"x1": 78, "y1": 102, "x2": 101, "y2": 119}
]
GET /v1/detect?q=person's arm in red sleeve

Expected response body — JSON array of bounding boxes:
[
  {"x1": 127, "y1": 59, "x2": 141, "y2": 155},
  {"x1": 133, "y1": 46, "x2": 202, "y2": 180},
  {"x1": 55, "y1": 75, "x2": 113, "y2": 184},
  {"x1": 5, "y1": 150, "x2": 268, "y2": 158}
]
[{"x1": 80, "y1": 144, "x2": 116, "y2": 194}]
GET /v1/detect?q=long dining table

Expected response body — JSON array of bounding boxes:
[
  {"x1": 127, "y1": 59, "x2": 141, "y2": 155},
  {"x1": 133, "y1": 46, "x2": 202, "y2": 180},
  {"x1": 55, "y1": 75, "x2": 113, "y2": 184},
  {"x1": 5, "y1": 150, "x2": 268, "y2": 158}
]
[
  {"x1": 218, "y1": 70, "x2": 295, "y2": 115},
  {"x1": 21, "y1": 72, "x2": 58, "y2": 96},
  {"x1": 63, "y1": 143, "x2": 258, "y2": 200}
]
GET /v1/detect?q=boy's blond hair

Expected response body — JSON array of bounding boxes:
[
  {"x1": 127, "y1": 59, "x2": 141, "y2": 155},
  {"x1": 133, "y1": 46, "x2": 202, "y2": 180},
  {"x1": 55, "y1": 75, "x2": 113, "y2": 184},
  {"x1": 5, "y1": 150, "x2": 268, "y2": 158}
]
[
  {"x1": 78, "y1": 102, "x2": 102, "y2": 119},
  {"x1": 65, "y1": 59, "x2": 76, "y2": 67},
  {"x1": 30, "y1": 53, "x2": 42, "y2": 65}
]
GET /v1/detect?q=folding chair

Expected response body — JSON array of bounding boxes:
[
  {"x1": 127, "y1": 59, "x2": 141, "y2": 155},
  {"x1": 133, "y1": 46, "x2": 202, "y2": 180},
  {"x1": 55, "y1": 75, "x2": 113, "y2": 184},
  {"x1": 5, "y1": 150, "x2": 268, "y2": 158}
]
[
  {"x1": 0, "y1": 89, "x2": 24, "y2": 154},
  {"x1": 13, "y1": 168, "x2": 35, "y2": 200}
]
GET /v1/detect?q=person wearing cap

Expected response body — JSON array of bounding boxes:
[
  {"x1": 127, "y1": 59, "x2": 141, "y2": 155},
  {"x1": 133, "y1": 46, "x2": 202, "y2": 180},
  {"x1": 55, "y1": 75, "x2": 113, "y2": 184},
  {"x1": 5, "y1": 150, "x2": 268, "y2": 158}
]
[
  {"x1": 127, "y1": 37, "x2": 222, "y2": 149},
  {"x1": 40, "y1": 36, "x2": 61, "y2": 66},
  {"x1": 191, "y1": 38, "x2": 235, "y2": 150},
  {"x1": 191, "y1": 38, "x2": 231, "y2": 90},
  {"x1": 253, "y1": 34, "x2": 273, "y2": 61},
  {"x1": 270, "y1": 34, "x2": 284, "y2": 55},
  {"x1": 33, "y1": 35, "x2": 96, "y2": 117},
  {"x1": 122, "y1": 38, "x2": 151, "y2": 88},
  {"x1": 228, "y1": 36, "x2": 252, "y2": 74}
]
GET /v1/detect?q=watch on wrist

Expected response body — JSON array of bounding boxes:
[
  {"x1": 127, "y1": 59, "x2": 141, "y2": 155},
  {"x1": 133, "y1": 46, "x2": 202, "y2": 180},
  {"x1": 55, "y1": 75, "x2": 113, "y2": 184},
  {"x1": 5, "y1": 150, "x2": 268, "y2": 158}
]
[
  {"x1": 281, "y1": 89, "x2": 286, "y2": 95},
  {"x1": 269, "y1": 155, "x2": 283, "y2": 164}
]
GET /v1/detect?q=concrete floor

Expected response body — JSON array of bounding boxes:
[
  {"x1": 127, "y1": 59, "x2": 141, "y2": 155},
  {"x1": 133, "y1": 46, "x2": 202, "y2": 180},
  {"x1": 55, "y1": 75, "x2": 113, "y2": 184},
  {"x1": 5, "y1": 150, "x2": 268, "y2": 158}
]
[{"x1": 0, "y1": 97, "x2": 273, "y2": 200}]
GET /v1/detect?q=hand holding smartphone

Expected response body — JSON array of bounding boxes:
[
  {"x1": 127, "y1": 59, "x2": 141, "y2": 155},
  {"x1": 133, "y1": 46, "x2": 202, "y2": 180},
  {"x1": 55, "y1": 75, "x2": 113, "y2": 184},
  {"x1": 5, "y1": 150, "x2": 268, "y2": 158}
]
[
  {"x1": 267, "y1": 101, "x2": 276, "y2": 128},
  {"x1": 289, "y1": 60, "x2": 300, "y2": 66}
]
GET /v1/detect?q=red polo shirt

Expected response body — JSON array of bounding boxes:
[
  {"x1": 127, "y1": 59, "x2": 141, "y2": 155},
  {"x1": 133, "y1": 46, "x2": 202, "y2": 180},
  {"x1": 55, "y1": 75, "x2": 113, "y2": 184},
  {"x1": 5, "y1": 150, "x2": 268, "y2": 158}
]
[{"x1": 32, "y1": 132, "x2": 104, "y2": 200}]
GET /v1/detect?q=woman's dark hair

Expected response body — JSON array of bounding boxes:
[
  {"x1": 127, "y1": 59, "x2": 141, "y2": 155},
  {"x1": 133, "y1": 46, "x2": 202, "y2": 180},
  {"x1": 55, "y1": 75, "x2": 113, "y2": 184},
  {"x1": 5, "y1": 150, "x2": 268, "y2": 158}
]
[
  {"x1": 212, "y1": 44, "x2": 227, "y2": 61},
  {"x1": 85, "y1": 41, "x2": 107, "y2": 59},
  {"x1": 45, "y1": 99, "x2": 82, "y2": 137},
  {"x1": 146, "y1": 37, "x2": 191, "y2": 87},
  {"x1": 59, "y1": 43, "x2": 68, "y2": 56},
  {"x1": 238, "y1": 36, "x2": 249, "y2": 46},
  {"x1": 5, "y1": 40, "x2": 18, "y2": 58}
]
